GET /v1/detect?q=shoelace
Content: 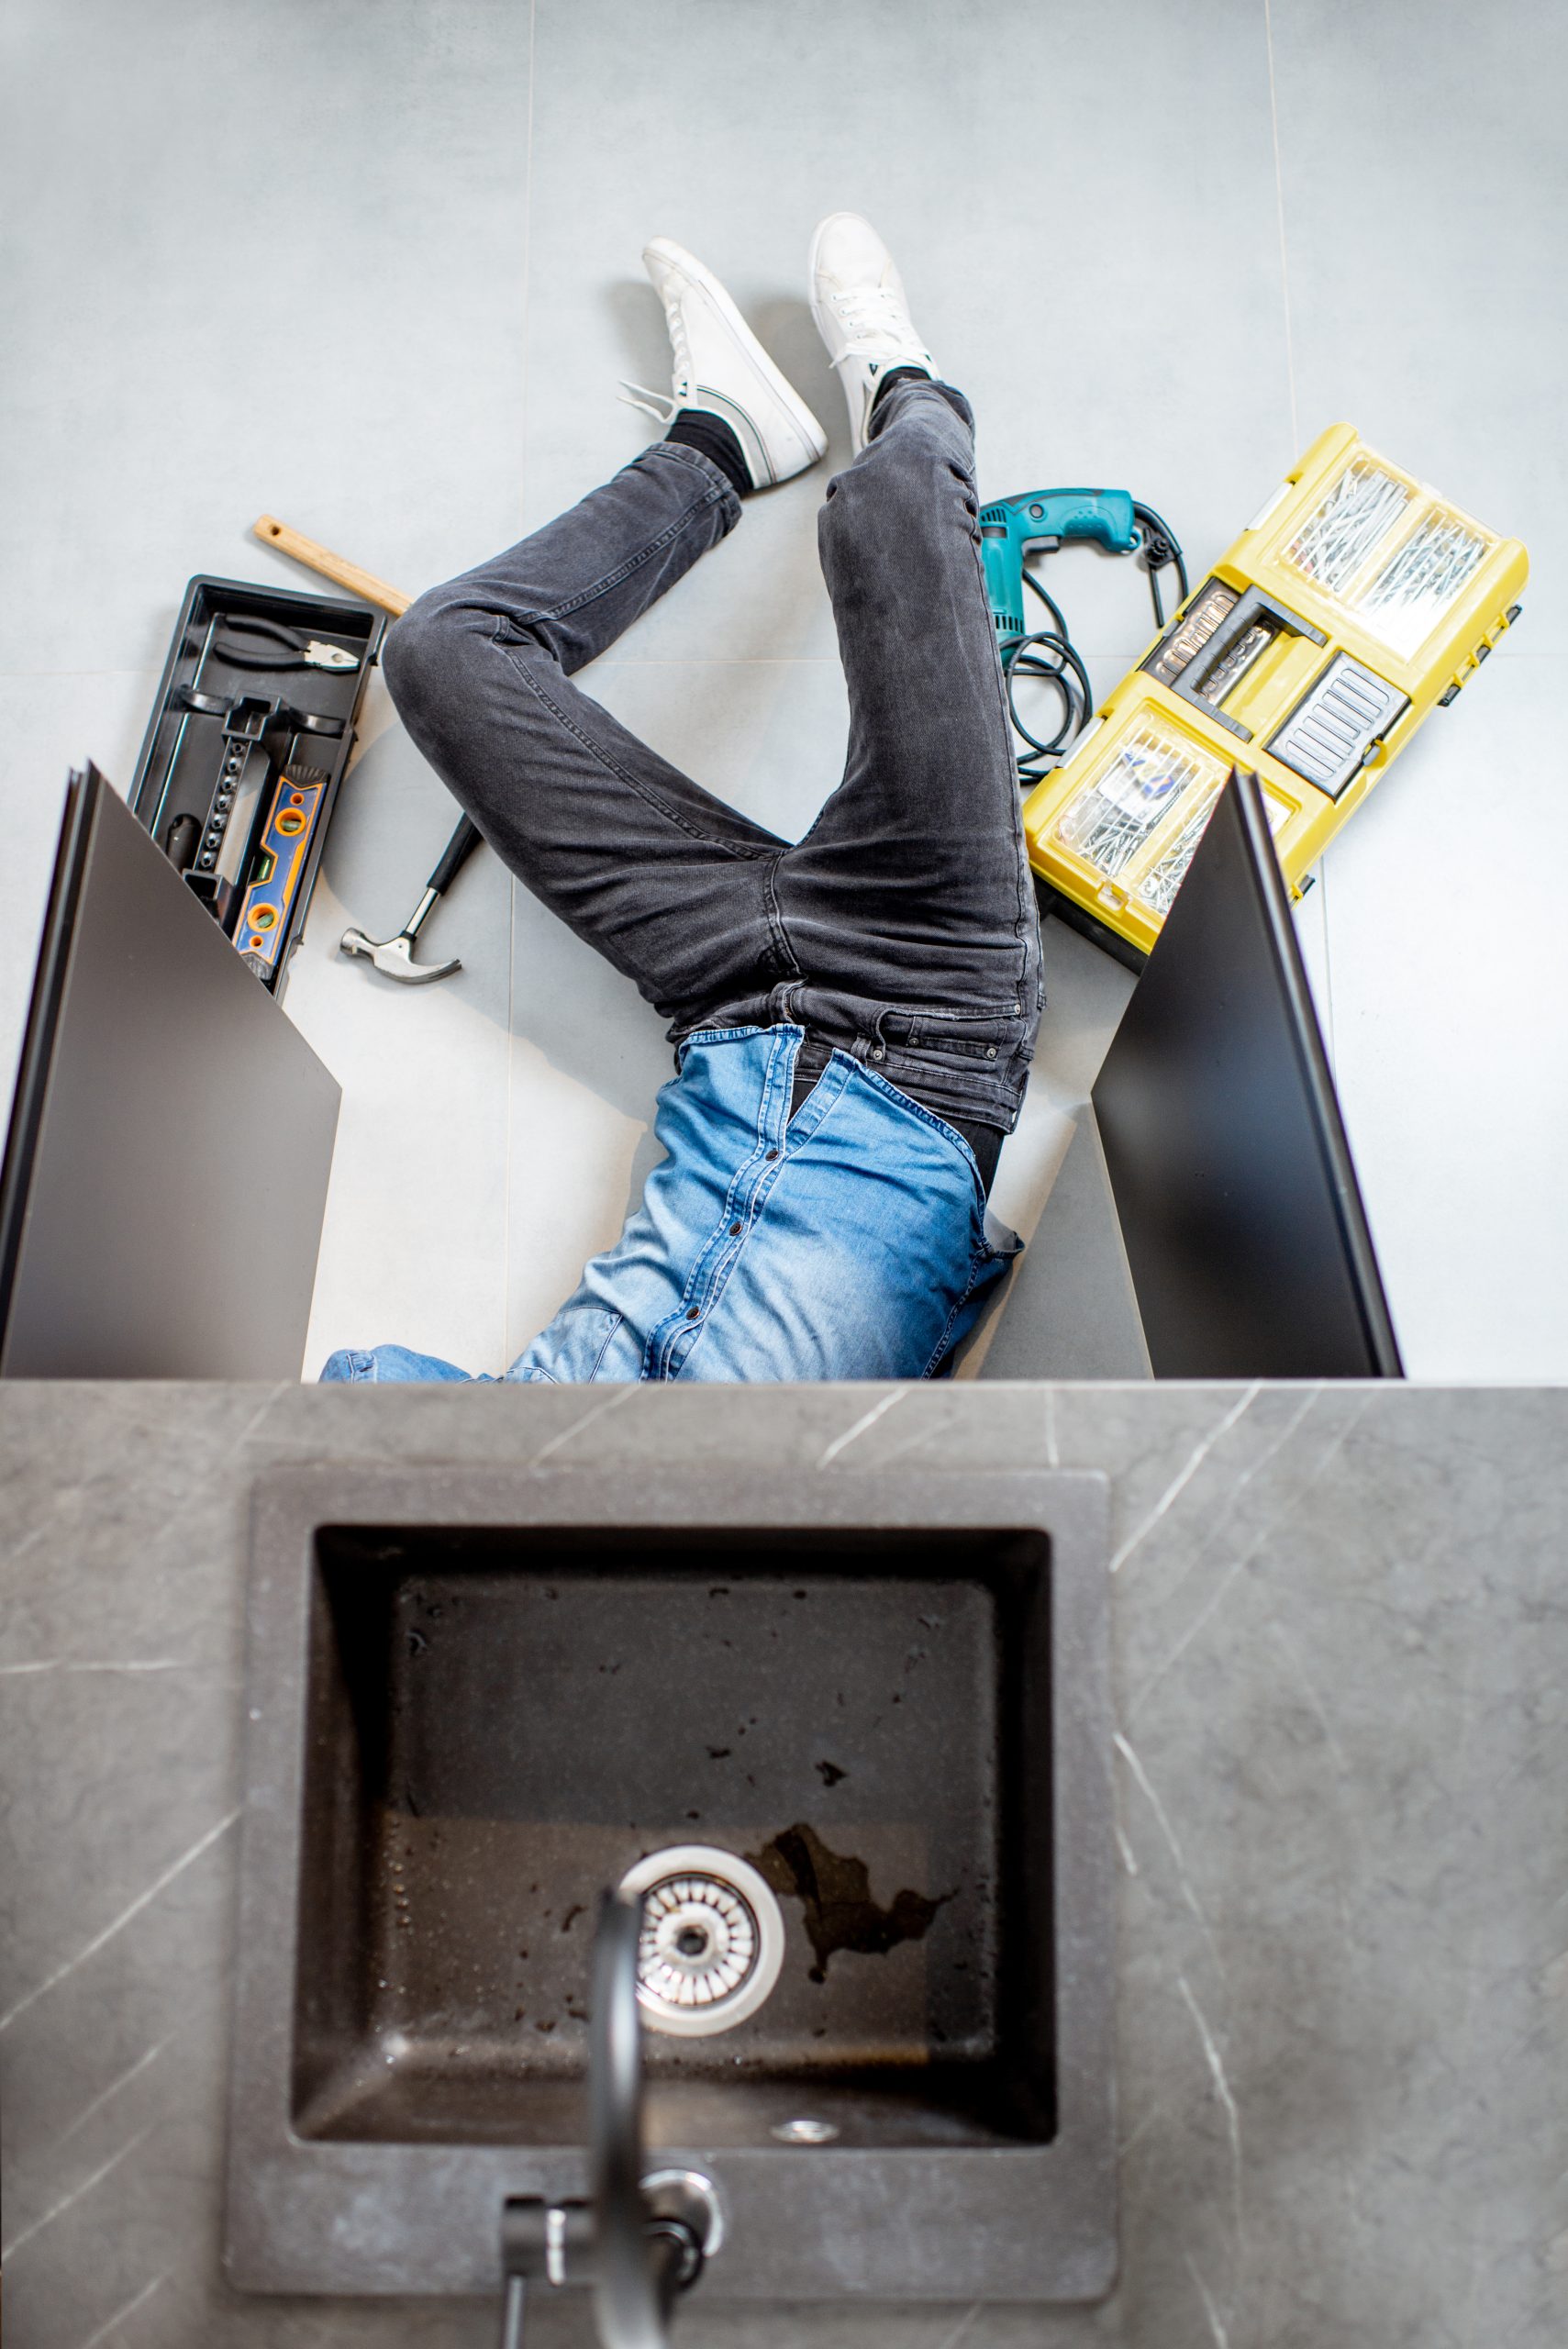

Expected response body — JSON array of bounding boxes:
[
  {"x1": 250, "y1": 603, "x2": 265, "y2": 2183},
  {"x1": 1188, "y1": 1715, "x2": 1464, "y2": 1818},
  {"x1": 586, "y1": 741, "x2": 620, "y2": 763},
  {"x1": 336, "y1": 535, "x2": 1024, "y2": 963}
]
[
  {"x1": 828, "y1": 281, "x2": 922, "y2": 359},
  {"x1": 619, "y1": 289, "x2": 695, "y2": 421},
  {"x1": 618, "y1": 381, "x2": 680, "y2": 422}
]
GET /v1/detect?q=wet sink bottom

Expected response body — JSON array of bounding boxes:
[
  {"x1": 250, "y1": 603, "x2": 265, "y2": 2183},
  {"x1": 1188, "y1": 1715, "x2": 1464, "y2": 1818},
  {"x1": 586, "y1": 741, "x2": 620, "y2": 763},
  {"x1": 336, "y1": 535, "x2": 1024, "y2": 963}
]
[{"x1": 295, "y1": 1531, "x2": 1051, "y2": 2149}]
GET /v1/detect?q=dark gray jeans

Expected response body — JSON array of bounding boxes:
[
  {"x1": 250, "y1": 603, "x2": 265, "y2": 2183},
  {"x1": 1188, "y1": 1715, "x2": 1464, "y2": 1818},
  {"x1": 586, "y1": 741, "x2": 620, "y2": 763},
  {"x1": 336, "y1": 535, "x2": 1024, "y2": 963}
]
[{"x1": 382, "y1": 374, "x2": 1043, "y2": 1134}]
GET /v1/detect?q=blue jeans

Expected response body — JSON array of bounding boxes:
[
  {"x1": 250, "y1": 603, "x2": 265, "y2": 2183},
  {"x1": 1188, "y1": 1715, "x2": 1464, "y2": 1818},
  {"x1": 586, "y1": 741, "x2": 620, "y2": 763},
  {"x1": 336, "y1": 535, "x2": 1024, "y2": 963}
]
[
  {"x1": 378, "y1": 374, "x2": 1043, "y2": 1136},
  {"x1": 324, "y1": 1023, "x2": 1021, "y2": 1386}
]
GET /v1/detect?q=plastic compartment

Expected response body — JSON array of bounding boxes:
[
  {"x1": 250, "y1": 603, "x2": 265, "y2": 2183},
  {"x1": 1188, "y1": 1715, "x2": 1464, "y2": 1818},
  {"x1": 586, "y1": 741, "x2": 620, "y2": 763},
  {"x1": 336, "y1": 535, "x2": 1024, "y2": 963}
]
[
  {"x1": 1283, "y1": 457, "x2": 1413, "y2": 597},
  {"x1": 1351, "y1": 507, "x2": 1494, "y2": 657},
  {"x1": 1280, "y1": 449, "x2": 1497, "y2": 659},
  {"x1": 1054, "y1": 720, "x2": 1230, "y2": 883},
  {"x1": 128, "y1": 576, "x2": 384, "y2": 999},
  {"x1": 1136, "y1": 780, "x2": 1291, "y2": 915}
]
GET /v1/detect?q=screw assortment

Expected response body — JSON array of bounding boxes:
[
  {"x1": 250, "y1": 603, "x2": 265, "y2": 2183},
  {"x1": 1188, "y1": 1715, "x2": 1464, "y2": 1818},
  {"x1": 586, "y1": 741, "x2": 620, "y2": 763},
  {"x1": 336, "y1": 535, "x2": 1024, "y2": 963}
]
[
  {"x1": 1021, "y1": 423, "x2": 1527, "y2": 967},
  {"x1": 1056, "y1": 728, "x2": 1227, "y2": 881},
  {"x1": 1136, "y1": 777, "x2": 1291, "y2": 916},
  {"x1": 1284, "y1": 459, "x2": 1412, "y2": 596},
  {"x1": 1135, "y1": 785, "x2": 1221, "y2": 914},
  {"x1": 1356, "y1": 509, "x2": 1490, "y2": 656}
]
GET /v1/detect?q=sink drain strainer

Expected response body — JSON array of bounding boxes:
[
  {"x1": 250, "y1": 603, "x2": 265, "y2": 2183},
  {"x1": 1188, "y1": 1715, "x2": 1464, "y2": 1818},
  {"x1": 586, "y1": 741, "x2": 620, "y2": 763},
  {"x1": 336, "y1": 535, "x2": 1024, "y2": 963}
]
[{"x1": 617, "y1": 1845, "x2": 785, "y2": 2037}]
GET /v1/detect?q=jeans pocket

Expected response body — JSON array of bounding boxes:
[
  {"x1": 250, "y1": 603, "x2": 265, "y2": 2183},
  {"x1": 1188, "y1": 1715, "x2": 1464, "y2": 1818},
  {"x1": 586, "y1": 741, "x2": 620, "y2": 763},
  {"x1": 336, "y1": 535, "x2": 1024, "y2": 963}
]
[{"x1": 881, "y1": 998, "x2": 1022, "y2": 1045}]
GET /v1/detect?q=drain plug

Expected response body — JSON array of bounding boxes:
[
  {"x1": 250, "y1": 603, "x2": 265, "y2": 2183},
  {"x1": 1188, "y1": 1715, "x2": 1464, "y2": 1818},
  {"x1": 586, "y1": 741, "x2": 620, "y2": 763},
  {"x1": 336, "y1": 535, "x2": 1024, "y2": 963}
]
[{"x1": 617, "y1": 1845, "x2": 784, "y2": 2038}]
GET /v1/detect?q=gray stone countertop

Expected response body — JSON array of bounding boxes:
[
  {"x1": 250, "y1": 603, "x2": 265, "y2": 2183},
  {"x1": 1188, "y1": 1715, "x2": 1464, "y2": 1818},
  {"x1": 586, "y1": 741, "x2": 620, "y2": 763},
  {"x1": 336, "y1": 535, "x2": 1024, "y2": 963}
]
[{"x1": 1, "y1": 1380, "x2": 1562, "y2": 2349}]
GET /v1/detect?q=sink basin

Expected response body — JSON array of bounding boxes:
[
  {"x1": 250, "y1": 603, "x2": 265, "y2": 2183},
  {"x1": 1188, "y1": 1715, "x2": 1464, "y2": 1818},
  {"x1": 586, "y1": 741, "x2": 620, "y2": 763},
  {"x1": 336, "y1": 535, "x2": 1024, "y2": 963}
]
[{"x1": 227, "y1": 1461, "x2": 1114, "y2": 2302}]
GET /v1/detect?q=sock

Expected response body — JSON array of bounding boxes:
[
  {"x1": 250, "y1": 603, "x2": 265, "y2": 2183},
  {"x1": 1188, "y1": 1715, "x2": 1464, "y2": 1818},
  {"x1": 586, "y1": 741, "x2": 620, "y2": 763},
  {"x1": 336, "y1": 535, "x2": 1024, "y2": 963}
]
[
  {"x1": 868, "y1": 363, "x2": 934, "y2": 421},
  {"x1": 665, "y1": 409, "x2": 751, "y2": 498}
]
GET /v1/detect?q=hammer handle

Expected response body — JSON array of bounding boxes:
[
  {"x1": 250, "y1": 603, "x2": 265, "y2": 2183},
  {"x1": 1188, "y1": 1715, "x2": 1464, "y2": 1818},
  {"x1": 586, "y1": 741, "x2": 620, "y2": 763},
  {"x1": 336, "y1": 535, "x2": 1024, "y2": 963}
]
[
  {"x1": 429, "y1": 815, "x2": 483, "y2": 897},
  {"x1": 252, "y1": 515, "x2": 411, "y2": 618}
]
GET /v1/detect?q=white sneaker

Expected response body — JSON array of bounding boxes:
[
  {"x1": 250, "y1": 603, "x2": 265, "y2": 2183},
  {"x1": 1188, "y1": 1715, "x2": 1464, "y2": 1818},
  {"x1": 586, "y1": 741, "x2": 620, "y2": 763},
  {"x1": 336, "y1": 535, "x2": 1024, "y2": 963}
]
[
  {"x1": 622, "y1": 238, "x2": 827, "y2": 490},
  {"x1": 808, "y1": 212, "x2": 936, "y2": 454}
]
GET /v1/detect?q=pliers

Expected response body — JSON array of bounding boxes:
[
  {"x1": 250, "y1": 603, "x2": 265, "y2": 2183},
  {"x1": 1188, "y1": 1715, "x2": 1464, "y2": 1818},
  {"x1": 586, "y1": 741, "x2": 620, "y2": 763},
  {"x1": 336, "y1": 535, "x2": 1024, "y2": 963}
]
[{"x1": 210, "y1": 614, "x2": 360, "y2": 673}]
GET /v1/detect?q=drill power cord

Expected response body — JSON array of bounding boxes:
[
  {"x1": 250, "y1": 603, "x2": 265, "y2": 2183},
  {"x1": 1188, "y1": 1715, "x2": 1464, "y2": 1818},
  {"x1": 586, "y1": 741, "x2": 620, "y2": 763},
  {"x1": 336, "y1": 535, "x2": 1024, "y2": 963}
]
[{"x1": 1005, "y1": 503, "x2": 1186, "y2": 782}]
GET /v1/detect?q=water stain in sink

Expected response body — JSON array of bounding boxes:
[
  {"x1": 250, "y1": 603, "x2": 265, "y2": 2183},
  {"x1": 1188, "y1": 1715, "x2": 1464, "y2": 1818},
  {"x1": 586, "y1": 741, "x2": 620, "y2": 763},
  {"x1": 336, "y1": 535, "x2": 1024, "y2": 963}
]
[{"x1": 747, "y1": 1822, "x2": 952, "y2": 1984}]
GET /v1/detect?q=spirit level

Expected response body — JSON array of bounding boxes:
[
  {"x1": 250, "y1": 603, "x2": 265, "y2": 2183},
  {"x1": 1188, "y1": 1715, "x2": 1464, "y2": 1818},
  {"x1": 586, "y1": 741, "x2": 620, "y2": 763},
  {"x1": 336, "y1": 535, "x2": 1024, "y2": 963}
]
[{"x1": 233, "y1": 762, "x2": 331, "y2": 983}]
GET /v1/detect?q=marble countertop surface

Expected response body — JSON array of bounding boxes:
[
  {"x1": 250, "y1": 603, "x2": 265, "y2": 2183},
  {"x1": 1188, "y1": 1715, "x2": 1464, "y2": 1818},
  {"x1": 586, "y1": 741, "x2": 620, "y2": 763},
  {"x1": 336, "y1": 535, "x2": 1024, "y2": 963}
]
[{"x1": 1, "y1": 1380, "x2": 1562, "y2": 2349}]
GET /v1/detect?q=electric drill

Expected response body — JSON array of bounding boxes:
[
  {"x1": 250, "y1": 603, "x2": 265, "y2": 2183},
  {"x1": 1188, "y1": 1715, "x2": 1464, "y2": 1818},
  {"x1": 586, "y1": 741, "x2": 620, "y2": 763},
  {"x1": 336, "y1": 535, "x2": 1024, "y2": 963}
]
[
  {"x1": 979, "y1": 488, "x2": 1143, "y2": 657},
  {"x1": 978, "y1": 488, "x2": 1186, "y2": 770}
]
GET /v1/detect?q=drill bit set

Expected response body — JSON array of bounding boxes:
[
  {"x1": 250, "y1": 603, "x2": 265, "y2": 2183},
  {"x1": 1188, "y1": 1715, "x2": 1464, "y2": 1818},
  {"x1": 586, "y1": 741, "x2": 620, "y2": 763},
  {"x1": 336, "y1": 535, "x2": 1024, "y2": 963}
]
[
  {"x1": 1019, "y1": 423, "x2": 1529, "y2": 967},
  {"x1": 128, "y1": 577, "x2": 384, "y2": 996}
]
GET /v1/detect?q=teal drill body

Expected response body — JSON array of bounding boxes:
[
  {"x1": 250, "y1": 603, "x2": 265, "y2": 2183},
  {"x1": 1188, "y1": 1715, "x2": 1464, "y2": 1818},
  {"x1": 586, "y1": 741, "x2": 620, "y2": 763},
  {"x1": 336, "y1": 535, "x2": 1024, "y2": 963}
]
[{"x1": 979, "y1": 488, "x2": 1140, "y2": 656}]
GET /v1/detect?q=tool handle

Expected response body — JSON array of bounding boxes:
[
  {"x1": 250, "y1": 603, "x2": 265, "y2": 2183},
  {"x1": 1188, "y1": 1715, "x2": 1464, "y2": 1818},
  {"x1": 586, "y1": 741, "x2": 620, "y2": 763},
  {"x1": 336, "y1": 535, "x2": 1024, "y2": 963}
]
[
  {"x1": 252, "y1": 515, "x2": 411, "y2": 618},
  {"x1": 429, "y1": 815, "x2": 483, "y2": 896},
  {"x1": 1001, "y1": 488, "x2": 1140, "y2": 556}
]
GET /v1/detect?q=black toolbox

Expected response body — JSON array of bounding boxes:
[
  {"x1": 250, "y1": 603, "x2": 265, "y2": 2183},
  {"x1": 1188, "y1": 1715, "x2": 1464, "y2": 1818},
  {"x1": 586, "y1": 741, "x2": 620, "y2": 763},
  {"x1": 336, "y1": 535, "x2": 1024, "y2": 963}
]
[{"x1": 128, "y1": 575, "x2": 385, "y2": 1001}]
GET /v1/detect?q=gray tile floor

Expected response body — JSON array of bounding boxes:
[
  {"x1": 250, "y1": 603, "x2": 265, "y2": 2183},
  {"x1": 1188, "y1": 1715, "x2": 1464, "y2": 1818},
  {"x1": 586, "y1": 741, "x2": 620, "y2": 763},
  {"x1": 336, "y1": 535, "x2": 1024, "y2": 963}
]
[{"x1": 4, "y1": 0, "x2": 1564, "y2": 1382}]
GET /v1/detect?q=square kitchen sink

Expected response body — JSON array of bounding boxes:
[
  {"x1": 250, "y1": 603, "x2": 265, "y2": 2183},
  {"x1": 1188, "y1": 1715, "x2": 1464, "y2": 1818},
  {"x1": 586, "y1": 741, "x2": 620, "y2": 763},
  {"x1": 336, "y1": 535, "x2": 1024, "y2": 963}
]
[{"x1": 227, "y1": 1462, "x2": 1114, "y2": 2301}]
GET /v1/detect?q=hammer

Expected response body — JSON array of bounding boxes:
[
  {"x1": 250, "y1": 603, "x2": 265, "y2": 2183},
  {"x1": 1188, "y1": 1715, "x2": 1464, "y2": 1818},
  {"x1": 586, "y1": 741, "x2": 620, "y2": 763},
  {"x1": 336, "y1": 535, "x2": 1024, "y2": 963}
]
[
  {"x1": 250, "y1": 515, "x2": 484, "y2": 989},
  {"x1": 339, "y1": 814, "x2": 482, "y2": 985}
]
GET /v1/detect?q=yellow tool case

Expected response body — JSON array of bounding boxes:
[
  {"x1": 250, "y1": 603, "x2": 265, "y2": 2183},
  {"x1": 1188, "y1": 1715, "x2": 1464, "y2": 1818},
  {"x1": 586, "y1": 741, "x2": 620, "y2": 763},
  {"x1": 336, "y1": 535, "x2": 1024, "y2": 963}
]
[{"x1": 1020, "y1": 423, "x2": 1528, "y2": 965}]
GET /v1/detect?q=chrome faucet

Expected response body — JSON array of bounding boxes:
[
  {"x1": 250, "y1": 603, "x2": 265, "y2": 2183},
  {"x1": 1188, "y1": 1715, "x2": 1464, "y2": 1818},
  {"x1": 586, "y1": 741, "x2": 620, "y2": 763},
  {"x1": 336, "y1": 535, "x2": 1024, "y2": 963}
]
[{"x1": 500, "y1": 1888, "x2": 717, "y2": 2349}]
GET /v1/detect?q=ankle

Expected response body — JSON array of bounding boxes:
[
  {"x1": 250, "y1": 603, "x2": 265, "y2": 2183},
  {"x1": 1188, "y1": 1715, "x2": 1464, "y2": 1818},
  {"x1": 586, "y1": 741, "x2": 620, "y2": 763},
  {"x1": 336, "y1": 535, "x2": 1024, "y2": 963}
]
[
  {"x1": 868, "y1": 363, "x2": 935, "y2": 424},
  {"x1": 664, "y1": 409, "x2": 751, "y2": 498}
]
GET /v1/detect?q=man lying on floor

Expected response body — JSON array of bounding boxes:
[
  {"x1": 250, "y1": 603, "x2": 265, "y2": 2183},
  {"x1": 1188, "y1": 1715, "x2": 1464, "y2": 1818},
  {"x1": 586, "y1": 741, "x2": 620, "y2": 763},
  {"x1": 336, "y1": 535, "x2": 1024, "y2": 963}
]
[{"x1": 322, "y1": 213, "x2": 1041, "y2": 1387}]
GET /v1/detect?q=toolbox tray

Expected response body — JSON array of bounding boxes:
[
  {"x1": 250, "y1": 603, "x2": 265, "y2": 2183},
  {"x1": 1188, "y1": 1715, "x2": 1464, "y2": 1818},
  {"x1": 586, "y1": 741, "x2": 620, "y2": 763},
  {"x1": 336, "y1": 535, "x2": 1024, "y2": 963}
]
[{"x1": 128, "y1": 575, "x2": 384, "y2": 1001}]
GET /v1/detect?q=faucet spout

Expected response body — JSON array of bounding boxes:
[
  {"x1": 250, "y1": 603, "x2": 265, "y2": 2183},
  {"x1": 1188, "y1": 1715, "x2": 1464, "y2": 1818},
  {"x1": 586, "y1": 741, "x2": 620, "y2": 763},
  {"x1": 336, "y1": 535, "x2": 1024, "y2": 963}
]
[
  {"x1": 591, "y1": 1888, "x2": 703, "y2": 2347},
  {"x1": 498, "y1": 1887, "x2": 708, "y2": 2349}
]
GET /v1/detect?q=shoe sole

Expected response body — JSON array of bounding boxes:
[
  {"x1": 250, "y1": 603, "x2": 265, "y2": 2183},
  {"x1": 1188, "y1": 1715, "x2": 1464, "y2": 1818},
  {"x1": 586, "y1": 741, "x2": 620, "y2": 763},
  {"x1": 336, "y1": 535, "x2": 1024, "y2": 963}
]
[{"x1": 642, "y1": 237, "x2": 828, "y2": 482}]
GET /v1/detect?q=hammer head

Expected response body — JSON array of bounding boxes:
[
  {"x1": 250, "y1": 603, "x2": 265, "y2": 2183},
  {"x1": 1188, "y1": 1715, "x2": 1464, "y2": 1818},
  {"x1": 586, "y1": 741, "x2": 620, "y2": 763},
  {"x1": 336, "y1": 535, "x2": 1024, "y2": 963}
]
[{"x1": 339, "y1": 925, "x2": 462, "y2": 985}]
